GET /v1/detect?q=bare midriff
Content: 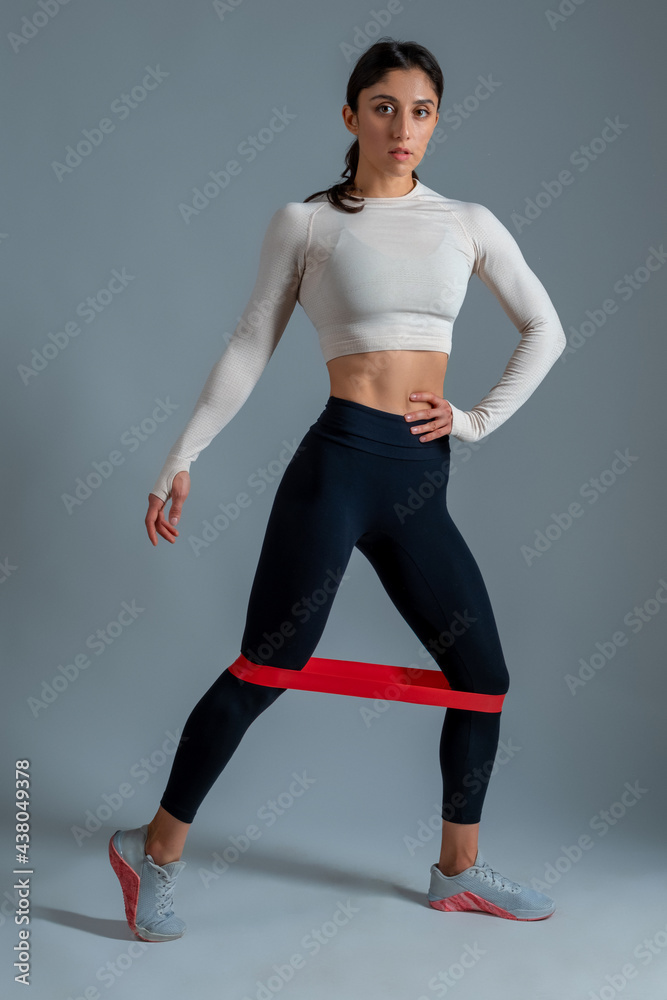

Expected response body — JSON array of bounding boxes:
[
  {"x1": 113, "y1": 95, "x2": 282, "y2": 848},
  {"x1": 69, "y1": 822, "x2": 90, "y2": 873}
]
[{"x1": 326, "y1": 349, "x2": 449, "y2": 416}]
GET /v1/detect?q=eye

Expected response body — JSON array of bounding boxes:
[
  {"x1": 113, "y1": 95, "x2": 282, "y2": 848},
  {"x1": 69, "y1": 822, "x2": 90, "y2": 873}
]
[{"x1": 375, "y1": 104, "x2": 430, "y2": 118}]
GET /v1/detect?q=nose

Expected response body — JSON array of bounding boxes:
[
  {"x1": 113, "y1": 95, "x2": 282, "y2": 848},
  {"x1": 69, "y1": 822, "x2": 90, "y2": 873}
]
[{"x1": 393, "y1": 111, "x2": 411, "y2": 141}]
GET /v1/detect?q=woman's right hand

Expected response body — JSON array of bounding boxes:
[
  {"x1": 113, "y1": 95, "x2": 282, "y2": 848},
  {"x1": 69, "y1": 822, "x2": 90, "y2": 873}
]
[{"x1": 145, "y1": 471, "x2": 191, "y2": 546}]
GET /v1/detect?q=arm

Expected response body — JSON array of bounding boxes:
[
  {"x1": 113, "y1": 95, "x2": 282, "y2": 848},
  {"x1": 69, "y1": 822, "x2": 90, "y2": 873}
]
[
  {"x1": 445, "y1": 202, "x2": 566, "y2": 442},
  {"x1": 149, "y1": 203, "x2": 309, "y2": 502}
]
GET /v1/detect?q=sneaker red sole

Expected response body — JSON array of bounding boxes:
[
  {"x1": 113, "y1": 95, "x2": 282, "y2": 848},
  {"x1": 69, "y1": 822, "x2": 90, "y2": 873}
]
[
  {"x1": 108, "y1": 835, "x2": 154, "y2": 942},
  {"x1": 429, "y1": 890, "x2": 553, "y2": 921}
]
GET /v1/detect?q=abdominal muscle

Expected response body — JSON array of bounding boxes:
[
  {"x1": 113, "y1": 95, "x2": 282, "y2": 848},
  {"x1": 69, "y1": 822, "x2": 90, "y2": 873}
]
[{"x1": 325, "y1": 349, "x2": 449, "y2": 416}]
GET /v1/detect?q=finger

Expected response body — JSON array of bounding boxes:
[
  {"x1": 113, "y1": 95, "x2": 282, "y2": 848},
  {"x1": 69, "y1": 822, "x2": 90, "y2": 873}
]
[
  {"x1": 167, "y1": 483, "x2": 189, "y2": 526},
  {"x1": 167, "y1": 503, "x2": 183, "y2": 526},
  {"x1": 145, "y1": 504, "x2": 163, "y2": 546},
  {"x1": 408, "y1": 415, "x2": 440, "y2": 432},
  {"x1": 156, "y1": 510, "x2": 179, "y2": 542},
  {"x1": 417, "y1": 427, "x2": 448, "y2": 441},
  {"x1": 414, "y1": 418, "x2": 449, "y2": 438},
  {"x1": 157, "y1": 508, "x2": 179, "y2": 536},
  {"x1": 156, "y1": 520, "x2": 179, "y2": 543},
  {"x1": 405, "y1": 407, "x2": 435, "y2": 422},
  {"x1": 146, "y1": 519, "x2": 158, "y2": 546},
  {"x1": 146, "y1": 509, "x2": 173, "y2": 546}
]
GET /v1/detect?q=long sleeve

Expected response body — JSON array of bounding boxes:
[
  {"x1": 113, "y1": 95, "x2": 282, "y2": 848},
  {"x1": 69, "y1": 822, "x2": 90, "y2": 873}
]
[
  {"x1": 445, "y1": 202, "x2": 566, "y2": 442},
  {"x1": 150, "y1": 203, "x2": 309, "y2": 502}
]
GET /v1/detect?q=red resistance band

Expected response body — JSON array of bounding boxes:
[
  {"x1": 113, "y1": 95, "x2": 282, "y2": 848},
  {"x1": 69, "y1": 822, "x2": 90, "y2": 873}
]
[{"x1": 228, "y1": 653, "x2": 505, "y2": 712}]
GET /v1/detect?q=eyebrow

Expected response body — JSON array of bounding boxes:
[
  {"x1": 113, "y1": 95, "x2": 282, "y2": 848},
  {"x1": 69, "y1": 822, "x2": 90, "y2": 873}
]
[{"x1": 368, "y1": 93, "x2": 436, "y2": 107}]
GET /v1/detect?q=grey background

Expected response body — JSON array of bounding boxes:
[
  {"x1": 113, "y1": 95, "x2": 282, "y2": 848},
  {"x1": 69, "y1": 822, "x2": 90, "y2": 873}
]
[{"x1": 2, "y1": 0, "x2": 666, "y2": 997}]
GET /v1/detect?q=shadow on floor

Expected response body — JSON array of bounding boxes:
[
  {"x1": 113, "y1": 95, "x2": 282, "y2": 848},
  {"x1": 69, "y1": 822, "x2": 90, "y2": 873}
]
[
  {"x1": 32, "y1": 906, "x2": 135, "y2": 940},
  {"x1": 35, "y1": 843, "x2": 426, "y2": 938}
]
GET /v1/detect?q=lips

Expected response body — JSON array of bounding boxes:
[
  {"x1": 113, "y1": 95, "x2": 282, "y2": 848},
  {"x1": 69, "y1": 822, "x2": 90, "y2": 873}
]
[{"x1": 390, "y1": 148, "x2": 410, "y2": 154}]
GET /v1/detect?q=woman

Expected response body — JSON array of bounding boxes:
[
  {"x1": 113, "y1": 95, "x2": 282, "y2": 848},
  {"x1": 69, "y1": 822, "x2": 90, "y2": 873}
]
[{"x1": 109, "y1": 38, "x2": 565, "y2": 940}]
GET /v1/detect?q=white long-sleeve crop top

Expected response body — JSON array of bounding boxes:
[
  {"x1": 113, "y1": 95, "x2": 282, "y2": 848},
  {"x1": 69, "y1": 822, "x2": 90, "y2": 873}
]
[{"x1": 150, "y1": 178, "x2": 566, "y2": 502}]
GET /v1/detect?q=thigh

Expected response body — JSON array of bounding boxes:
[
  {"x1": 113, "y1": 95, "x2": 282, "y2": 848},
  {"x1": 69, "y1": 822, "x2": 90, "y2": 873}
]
[
  {"x1": 240, "y1": 429, "x2": 363, "y2": 669},
  {"x1": 355, "y1": 489, "x2": 509, "y2": 695}
]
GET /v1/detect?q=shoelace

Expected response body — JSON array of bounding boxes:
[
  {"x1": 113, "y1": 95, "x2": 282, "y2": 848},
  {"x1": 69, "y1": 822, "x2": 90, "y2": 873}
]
[
  {"x1": 474, "y1": 860, "x2": 521, "y2": 893},
  {"x1": 153, "y1": 867, "x2": 178, "y2": 916}
]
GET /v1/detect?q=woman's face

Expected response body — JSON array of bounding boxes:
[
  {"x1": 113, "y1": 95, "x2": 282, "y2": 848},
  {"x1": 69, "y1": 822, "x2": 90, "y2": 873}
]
[{"x1": 343, "y1": 67, "x2": 440, "y2": 177}]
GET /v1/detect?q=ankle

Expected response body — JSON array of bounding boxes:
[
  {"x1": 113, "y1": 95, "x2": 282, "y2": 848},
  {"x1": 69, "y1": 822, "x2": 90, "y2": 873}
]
[
  {"x1": 437, "y1": 855, "x2": 476, "y2": 877},
  {"x1": 144, "y1": 835, "x2": 182, "y2": 866}
]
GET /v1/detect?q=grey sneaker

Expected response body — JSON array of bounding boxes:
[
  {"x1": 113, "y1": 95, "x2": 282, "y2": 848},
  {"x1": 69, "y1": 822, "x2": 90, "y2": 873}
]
[
  {"x1": 428, "y1": 849, "x2": 555, "y2": 921},
  {"x1": 109, "y1": 824, "x2": 186, "y2": 941}
]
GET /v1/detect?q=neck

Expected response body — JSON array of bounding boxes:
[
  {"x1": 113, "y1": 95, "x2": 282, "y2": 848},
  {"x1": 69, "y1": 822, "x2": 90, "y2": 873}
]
[{"x1": 346, "y1": 176, "x2": 416, "y2": 198}]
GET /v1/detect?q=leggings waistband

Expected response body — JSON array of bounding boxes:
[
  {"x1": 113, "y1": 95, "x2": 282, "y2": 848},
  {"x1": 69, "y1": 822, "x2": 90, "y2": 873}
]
[{"x1": 309, "y1": 394, "x2": 450, "y2": 460}]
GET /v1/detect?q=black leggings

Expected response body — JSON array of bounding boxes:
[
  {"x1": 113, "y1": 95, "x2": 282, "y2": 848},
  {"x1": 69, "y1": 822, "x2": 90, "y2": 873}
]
[{"x1": 160, "y1": 395, "x2": 510, "y2": 825}]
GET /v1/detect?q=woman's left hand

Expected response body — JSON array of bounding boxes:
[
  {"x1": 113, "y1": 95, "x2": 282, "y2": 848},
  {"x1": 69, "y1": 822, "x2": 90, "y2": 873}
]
[{"x1": 404, "y1": 392, "x2": 453, "y2": 441}]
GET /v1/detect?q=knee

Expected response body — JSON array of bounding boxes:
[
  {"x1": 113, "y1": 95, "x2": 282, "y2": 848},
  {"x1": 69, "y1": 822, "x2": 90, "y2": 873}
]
[
  {"x1": 459, "y1": 659, "x2": 509, "y2": 698},
  {"x1": 191, "y1": 667, "x2": 284, "y2": 725},
  {"x1": 224, "y1": 668, "x2": 286, "y2": 713},
  {"x1": 489, "y1": 663, "x2": 510, "y2": 697},
  {"x1": 442, "y1": 651, "x2": 510, "y2": 698},
  {"x1": 471, "y1": 642, "x2": 510, "y2": 697}
]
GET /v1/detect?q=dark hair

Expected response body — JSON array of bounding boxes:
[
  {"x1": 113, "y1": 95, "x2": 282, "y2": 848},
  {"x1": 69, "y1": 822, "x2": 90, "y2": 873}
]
[{"x1": 304, "y1": 37, "x2": 444, "y2": 214}]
